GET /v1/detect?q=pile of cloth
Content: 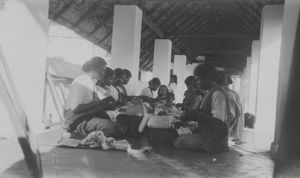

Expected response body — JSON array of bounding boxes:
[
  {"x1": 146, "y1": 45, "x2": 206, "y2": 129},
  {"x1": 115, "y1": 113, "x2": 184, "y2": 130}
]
[
  {"x1": 79, "y1": 130, "x2": 153, "y2": 160},
  {"x1": 80, "y1": 130, "x2": 129, "y2": 150}
]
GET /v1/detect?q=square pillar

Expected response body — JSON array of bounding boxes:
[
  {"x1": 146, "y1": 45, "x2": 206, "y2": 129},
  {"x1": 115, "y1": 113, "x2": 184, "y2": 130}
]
[
  {"x1": 173, "y1": 55, "x2": 187, "y2": 103},
  {"x1": 152, "y1": 39, "x2": 172, "y2": 85},
  {"x1": 255, "y1": 5, "x2": 283, "y2": 148},
  {"x1": 0, "y1": 0, "x2": 49, "y2": 133},
  {"x1": 249, "y1": 40, "x2": 261, "y2": 115},
  {"x1": 239, "y1": 72, "x2": 245, "y2": 108},
  {"x1": 272, "y1": 1, "x2": 300, "y2": 156},
  {"x1": 111, "y1": 5, "x2": 142, "y2": 95},
  {"x1": 243, "y1": 57, "x2": 252, "y2": 113}
]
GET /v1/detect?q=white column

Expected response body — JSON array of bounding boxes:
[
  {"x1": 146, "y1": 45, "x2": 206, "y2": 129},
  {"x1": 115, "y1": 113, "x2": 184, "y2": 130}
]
[
  {"x1": 255, "y1": 5, "x2": 283, "y2": 148},
  {"x1": 111, "y1": 5, "x2": 142, "y2": 95},
  {"x1": 239, "y1": 69, "x2": 246, "y2": 113},
  {"x1": 0, "y1": 0, "x2": 49, "y2": 133},
  {"x1": 273, "y1": 1, "x2": 300, "y2": 149},
  {"x1": 173, "y1": 55, "x2": 187, "y2": 103},
  {"x1": 243, "y1": 57, "x2": 252, "y2": 113},
  {"x1": 249, "y1": 40, "x2": 261, "y2": 115},
  {"x1": 152, "y1": 39, "x2": 172, "y2": 85},
  {"x1": 232, "y1": 75, "x2": 241, "y2": 94}
]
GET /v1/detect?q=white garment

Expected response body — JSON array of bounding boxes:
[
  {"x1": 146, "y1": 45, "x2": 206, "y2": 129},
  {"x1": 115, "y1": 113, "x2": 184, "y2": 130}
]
[
  {"x1": 140, "y1": 87, "x2": 153, "y2": 98},
  {"x1": 106, "y1": 85, "x2": 119, "y2": 101},
  {"x1": 168, "y1": 82, "x2": 177, "y2": 93},
  {"x1": 95, "y1": 86, "x2": 110, "y2": 100},
  {"x1": 65, "y1": 74, "x2": 97, "y2": 110},
  {"x1": 168, "y1": 82, "x2": 178, "y2": 102},
  {"x1": 226, "y1": 90, "x2": 242, "y2": 118},
  {"x1": 210, "y1": 91, "x2": 227, "y2": 122},
  {"x1": 115, "y1": 85, "x2": 125, "y2": 94}
]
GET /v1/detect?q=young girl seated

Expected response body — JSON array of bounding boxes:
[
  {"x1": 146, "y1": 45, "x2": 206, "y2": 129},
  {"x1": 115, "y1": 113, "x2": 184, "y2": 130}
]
[{"x1": 154, "y1": 93, "x2": 181, "y2": 118}]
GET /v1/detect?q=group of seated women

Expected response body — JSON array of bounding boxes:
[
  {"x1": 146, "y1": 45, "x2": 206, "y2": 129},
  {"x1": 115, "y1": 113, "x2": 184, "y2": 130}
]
[{"x1": 63, "y1": 56, "x2": 243, "y2": 152}]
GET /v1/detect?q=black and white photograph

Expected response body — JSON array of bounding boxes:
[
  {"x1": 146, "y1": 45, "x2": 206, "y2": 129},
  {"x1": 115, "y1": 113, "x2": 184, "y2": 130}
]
[{"x1": 0, "y1": 0, "x2": 300, "y2": 177}]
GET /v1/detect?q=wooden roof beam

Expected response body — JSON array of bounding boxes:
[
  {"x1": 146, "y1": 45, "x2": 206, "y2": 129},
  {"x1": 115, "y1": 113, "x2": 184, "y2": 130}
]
[
  {"x1": 219, "y1": 4, "x2": 255, "y2": 33},
  {"x1": 154, "y1": 3, "x2": 189, "y2": 29},
  {"x1": 151, "y1": 3, "x2": 178, "y2": 22},
  {"x1": 179, "y1": 25, "x2": 211, "y2": 50},
  {"x1": 172, "y1": 4, "x2": 211, "y2": 36},
  {"x1": 177, "y1": 14, "x2": 211, "y2": 37},
  {"x1": 142, "y1": 18, "x2": 181, "y2": 54},
  {"x1": 53, "y1": 0, "x2": 76, "y2": 19},
  {"x1": 144, "y1": 57, "x2": 153, "y2": 70},
  {"x1": 141, "y1": 34, "x2": 156, "y2": 49},
  {"x1": 182, "y1": 39, "x2": 201, "y2": 53},
  {"x1": 140, "y1": 52, "x2": 153, "y2": 66},
  {"x1": 228, "y1": 1, "x2": 258, "y2": 32},
  {"x1": 191, "y1": 50, "x2": 247, "y2": 55},
  {"x1": 138, "y1": 4, "x2": 181, "y2": 54},
  {"x1": 159, "y1": 3, "x2": 208, "y2": 36},
  {"x1": 139, "y1": 53, "x2": 149, "y2": 66},
  {"x1": 87, "y1": 15, "x2": 113, "y2": 38},
  {"x1": 72, "y1": 1, "x2": 104, "y2": 29},
  {"x1": 115, "y1": 0, "x2": 269, "y2": 3},
  {"x1": 142, "y1": 15, "x2": 164, "y2": 37},
  {"x1": 168, "y1": 34, "x2": 257, "y2": 39},
  {"x1": 97, "y1": 30, "x2": 112, "y2": 45}
]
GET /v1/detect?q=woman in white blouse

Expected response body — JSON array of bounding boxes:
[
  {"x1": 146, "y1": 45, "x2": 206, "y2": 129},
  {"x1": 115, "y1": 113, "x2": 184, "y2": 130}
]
[
  {"x1": 140, "y1": 77, "x2": 161, "y2": 99},
  {"x1": 64, "y1": 57, "x2": 115, "y2": 137}
]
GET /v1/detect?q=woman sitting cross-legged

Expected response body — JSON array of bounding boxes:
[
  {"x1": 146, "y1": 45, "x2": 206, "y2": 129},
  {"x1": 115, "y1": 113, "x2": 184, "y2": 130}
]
[
  {"x1": 63, "y1": 57, "x2": 116, "y2": 137},
  {"x1": 154, "y1": 93, "x2": 181, "y2": 118},
  {"x1": 174, "y1": 64, "x2": 231, "y2": 152},
  {"x1": 139, "y1": 77, "x2": 161, "y2": 105}
]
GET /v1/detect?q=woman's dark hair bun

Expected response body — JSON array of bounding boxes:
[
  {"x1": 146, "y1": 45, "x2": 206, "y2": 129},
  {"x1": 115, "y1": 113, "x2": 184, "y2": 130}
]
[
  {"x1": 149, "y1": 77, "x2": 161, "y2": 86},
  {"x1": 193, "y1": 63, "x2": 217, "y2": 81}
]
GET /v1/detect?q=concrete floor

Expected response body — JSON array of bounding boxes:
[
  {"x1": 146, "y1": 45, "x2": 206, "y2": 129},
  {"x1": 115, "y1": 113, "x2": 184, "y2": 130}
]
[{"x1": 0, "y1": 128, "x2": 298, "y2": 178}]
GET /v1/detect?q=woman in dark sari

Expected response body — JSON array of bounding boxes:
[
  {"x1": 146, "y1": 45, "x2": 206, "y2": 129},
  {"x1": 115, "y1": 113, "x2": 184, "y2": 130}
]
[{"x1": 174, "y1": 64, "x2": 231, "y2": 152}]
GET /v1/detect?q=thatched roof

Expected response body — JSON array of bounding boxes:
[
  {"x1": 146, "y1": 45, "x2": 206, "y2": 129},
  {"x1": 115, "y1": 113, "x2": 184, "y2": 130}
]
[{"x1": 49, "y1": 0, "x2": 284, "y2": 72}]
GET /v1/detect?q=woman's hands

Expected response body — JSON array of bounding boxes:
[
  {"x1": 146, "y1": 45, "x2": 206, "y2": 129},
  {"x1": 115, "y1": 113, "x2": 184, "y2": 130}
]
[
  {"x1": 173, "y1": 120, "x2": 199, "y2": 136},
  {"x1": 176, "y1": 127, "x2": 192, "y2": 136}
]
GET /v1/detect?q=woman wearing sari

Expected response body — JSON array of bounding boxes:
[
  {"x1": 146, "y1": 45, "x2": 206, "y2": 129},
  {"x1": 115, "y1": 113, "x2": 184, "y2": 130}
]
[
  {"x1": 174, "y1": 64, "x2": 231, "y2": 152},
  {"x1": 217, "y1": 72, "x2": 243, "y2": 141}
]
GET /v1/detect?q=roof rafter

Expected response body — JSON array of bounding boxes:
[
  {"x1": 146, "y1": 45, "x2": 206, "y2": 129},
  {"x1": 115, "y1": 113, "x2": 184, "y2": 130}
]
[
  {"x1": 115, "y1": 0, "x2": 267, "y2": 3},
  {"x1": 53, "y1": 0, "x2": 76, "y2": 19},
  {"x1": 190, "y1": 50, "x2": 247, "y2": 55},
  {"x1": 72, "y1": 1, "x2": 105, "y2": 29},
  {"x1": 172, "y1": 3, "x2": 210, "y2": 35},
  {"x1": 87, "y1": 15, "x2": 113, "y2": 38},
  {"x1": 138, "y1": 3, "x2": 181, "y2": 54},
  {"x1": 168, "y1": 33, "x2": 257, "y2": 39},
  {"x1": 178, "y1": 24, "x2": 211, "y2": 50}
]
